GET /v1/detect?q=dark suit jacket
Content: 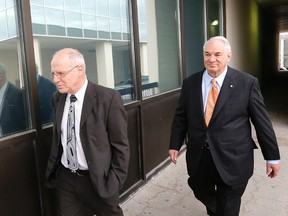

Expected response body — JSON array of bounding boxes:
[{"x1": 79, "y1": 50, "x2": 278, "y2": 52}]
[
  {"x1": 0, "y1": 82, "x2": 26, "y2": 135},
  {"x1": 37, "y1": 75, "x2": 57, "y2": 124},
  {"x1": 170, "y1": 66, "x2": 280, "y2": 186},
  {"x1": 45, "y1": 81, "x2": 130, "y2": 198}
]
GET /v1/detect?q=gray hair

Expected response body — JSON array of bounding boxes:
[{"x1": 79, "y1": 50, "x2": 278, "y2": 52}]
[{"x1": 203, "y1": 36, "x2": 232, "y2": 53}]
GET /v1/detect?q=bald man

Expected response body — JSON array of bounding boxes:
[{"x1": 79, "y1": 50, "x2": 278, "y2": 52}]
[{"x1": 45, "y1": 48, "x2": 130, "y2": 216}]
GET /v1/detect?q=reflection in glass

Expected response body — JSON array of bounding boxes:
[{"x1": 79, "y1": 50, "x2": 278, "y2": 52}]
[
  {"x1": 0, "y1": 64, "x2": 27, "y2": 136},
  {"x1": 136, "y1": 0, "x2": 181, "y2": 97},
  {"x1": 66, "y1": 12, "x2": 82, "y2": 28},
  {"x1": 96, "y1": 0, "x2": 109, "y2": 16},
  {"x1": 30, "y1": 0, "x2": 44, "y2": 5},
  {"x1": 110, "y1": 0, "x2": 121, "y2": 19},
  {"x1": 0, "y1": 2, "x2": 29, "y2": 136},
  {"x1": 82, "y1": 0, "x2": 96, "y2": 14},
  {"x1": 31, "y1": 6, "x2": 45, "y2": 24},
  {"x1": 46, "y1": 9, "x2": 65, "y2": 26},
  {"x1": 206, "y1": 0, "x2": 222, "y2": 38},
  {"x1": 31, "y1": 0, "x2": 134, "y2": 104},
  {"x1": 0, "y1": 11, "x2": 8, "y2": 40},
  {"x1": 0, "y1": 0, "x2": 5, "y2": 10},
  {"x1": 45, "y1": 0, "x2": 64, "y2": 9},
  {"x1": 37, "y1": 72, "x2": 57, "y2": 124},
  {"x1": 65, "y1": 0, "x2": 81, "y2": 12},
  {"x1": 7, "y1": 7, "x2": 17, "y2": 37}
]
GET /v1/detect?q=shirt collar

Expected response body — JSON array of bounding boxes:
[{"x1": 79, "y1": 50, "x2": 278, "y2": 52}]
[
  {"x1": 67, "y1": 79, "x2": 88, "y2": 103},
  {"x1": 203, "y1": 66, "x2": 228, "y2": 88}
]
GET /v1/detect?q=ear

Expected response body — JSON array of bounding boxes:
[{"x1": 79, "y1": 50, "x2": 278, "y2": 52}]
[
  {"x1": 227, "y1": 52, "x2": 232, "y2": 62},
  {"x1": 77, "y1": 64, "x2": 84, "y2": 76}
]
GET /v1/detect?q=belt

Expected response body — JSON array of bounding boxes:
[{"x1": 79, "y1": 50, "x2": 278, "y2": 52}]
[
  {"x1": 61, "y1": 164, "x2": 89, "y2": 177},
  {"x1": 71, "y1": 169, "x2": 89, "y2": 177},
  {"x1": 202, "y1": 142, "x2": 210, "y2": 150}
]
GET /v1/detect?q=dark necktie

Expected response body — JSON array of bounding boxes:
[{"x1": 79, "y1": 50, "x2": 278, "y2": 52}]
[
  {"x1": 67, "y1": 94, "x2": 78, "y2": 170},
  {"x1": 205, "y1": 79, "x2": 219, "y2": 126}
]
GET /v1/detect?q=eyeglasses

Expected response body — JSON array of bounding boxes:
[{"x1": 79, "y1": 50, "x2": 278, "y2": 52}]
[{"x1": 51, "y1": 65, "x2": 78, "y2": 79}]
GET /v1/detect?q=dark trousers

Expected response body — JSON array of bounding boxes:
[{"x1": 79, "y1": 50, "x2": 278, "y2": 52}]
[
  {"x1": 55, "y1": 165, "x2": 123, "y2": 216},
  {"x1": 188, "y1": 148, "x2": 248, "y2": 216}
]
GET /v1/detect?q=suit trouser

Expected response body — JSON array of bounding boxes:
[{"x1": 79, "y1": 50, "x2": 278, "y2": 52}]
[
  {"x1": 188, "y1": 148, "x2": 248, "y2": 216},
  {"x1": 55, "y1": 165, "x2": 123, "y2": 216}
]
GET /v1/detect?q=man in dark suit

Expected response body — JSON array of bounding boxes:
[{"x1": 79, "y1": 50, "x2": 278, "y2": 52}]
[
  {"x1": 169, "y1": 36, "x2": 280, "y2": 216},
  {"x1": 45, "y1": 48, "x2": 130, "y2": 216},
  {"x1": 37, "y1": 73, "x2": 57, "y2": 124},
  {"x1": 0, "y1": 63, "x2": 27, "y2": 136}
]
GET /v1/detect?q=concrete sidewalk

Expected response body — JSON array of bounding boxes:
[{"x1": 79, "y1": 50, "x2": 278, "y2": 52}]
[{"x1": 121, "y1": 111, "x2": 288, "y2": 216}]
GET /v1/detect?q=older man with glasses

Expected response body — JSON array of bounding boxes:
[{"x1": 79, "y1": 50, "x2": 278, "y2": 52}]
[{"x1": 45, "y1": 48, "x2": 130, "y2": 216}]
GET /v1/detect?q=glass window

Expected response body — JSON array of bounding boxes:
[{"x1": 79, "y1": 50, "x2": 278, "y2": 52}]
[
  {"x1": 0, "y1": 0, "x2": 5, "y2": 10},
  {"x1": 136, "y1": 0, "x2": 182, "y2": 98},
  {"x1": 83, "y1": 14, "x2": 97, "y2": 38},
  {"x1": 110, "y1": 18, "x2": 121, "y2": 39},
  {"x1": 0, "y1": 11, "x2": 8, "y2": 40},
  {"x1": 30, "y1": 0, "x2": 44, "y2": 5},
  {"x1": 96, "y1": 0, "x2": 109, "y2": 16},
  {"x1": 97, "y1": 16, "x2": 110, "y2": 38},
  {"x1": 206, "y1": 0, "x2": 223, "y2": 38},
  {"x1": 31, "y1": 0, "x2": 134, "y2": 110},
  {"x1": 31, "y1": 6, "x2": 45, "y2": 25},
  {"x1": 44, "y1": 0, "x2": 64, "y2": 9},
  {"x1": 7, "y1": 7, "x2": 17, "y2": 37},
  {"x1": 36, "y1": 66, "x2": 57, "y2": 125},
  {"x1": 5, "y1": 0, "x2": 14, "y2": 7},
  {"x1": 0, "y1": 1, "x2": 29, "y2": 137},
  {"x1": 120, "y1": 0, "x2": 128, "y2": 20},
  {"x1": 65, "y1": 11, "x2": 82, "y2": 37},
  {"x1": 82, "y1": 0, "x2": 96, "y2": 14},
  {"x1": 46, "y1": 8, "x2": 65, "y2": 36},
  {"x1": 31, "y1": 6, "x2": 46, "y2": 35},
  {"x1": 65, "y1": 0, "x2": 81, "y2": 12},
  {"x1": 110, "y1": 0, "x2": 121, "y2": 19}
]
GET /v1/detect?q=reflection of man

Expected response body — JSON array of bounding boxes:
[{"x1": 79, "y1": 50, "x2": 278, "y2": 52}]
[
  {"x1": 45, "y1": 48, "x2": 130, "y2": 216},
  {"x1": 37, "y1": 73, "x2": 57, "y2": 124},
  {"x1": 0, "y1": 63, "x2": 26, "y2": 136}
]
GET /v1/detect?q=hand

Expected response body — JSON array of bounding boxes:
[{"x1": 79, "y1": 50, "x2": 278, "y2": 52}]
[
  {"x1": 266, "y1": 163, "x2": 280, "y2": 178},
  {"x1": 169, "y1": 149, "x2": 179, "y2": 164}
]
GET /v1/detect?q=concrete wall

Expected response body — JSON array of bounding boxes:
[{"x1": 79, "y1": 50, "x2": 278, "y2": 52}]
[{"x1": 225, "y1": 0, "x2": 262, "y2": 80}]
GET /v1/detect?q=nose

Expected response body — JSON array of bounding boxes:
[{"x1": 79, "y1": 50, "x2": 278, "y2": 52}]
[
  {"x1": 53, "y1": 74, "x2": 60, "y2": 83},
  {"x1": 209, "y1": 55, "x2": 216, "y2": 62}
]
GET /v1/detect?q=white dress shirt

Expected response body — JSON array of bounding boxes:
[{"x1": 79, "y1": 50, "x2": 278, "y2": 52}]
[
  {"x1": 202, "y1": 67, "x2": 227, "y2": 114},
  {"x1": 61, "y1": 79, "x2": 89, "y2": 170}
]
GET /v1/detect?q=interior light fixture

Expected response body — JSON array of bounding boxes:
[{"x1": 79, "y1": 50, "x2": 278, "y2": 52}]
[{"x1": 211, "y1": 20, "x2": 219, "y2": 26}]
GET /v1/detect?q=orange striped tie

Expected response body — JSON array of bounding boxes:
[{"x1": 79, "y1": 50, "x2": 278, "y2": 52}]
[{"x1": 205, "y1": 79, "x2": 218, "y2": 126}]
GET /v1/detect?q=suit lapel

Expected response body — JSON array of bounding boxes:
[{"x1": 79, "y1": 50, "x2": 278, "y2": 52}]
[
  {"x1": 195, "y1": 71, "x2": 205, "y2": 121},
  {"x1": 80, "y1": 81, "x2": 97, "y2": 128},
  {"x1": 55, "y1": 93, "x2": 66, "y2": 135},
  {"x1": 211, "y1": 67, "x2": 238, "y2": 123}
]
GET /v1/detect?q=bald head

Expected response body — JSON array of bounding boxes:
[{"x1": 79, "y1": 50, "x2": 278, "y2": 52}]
[
  {"x1": 51, "y1": 48, "x2": 87, "y2": 94},
  {"x1": 52, "y1": 48, "x2": 86, "y2": 72}
]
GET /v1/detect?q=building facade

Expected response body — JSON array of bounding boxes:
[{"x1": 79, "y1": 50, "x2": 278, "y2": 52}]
[{"x1": 0, "y1": 0, "x2": 254, "y2": 215}]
